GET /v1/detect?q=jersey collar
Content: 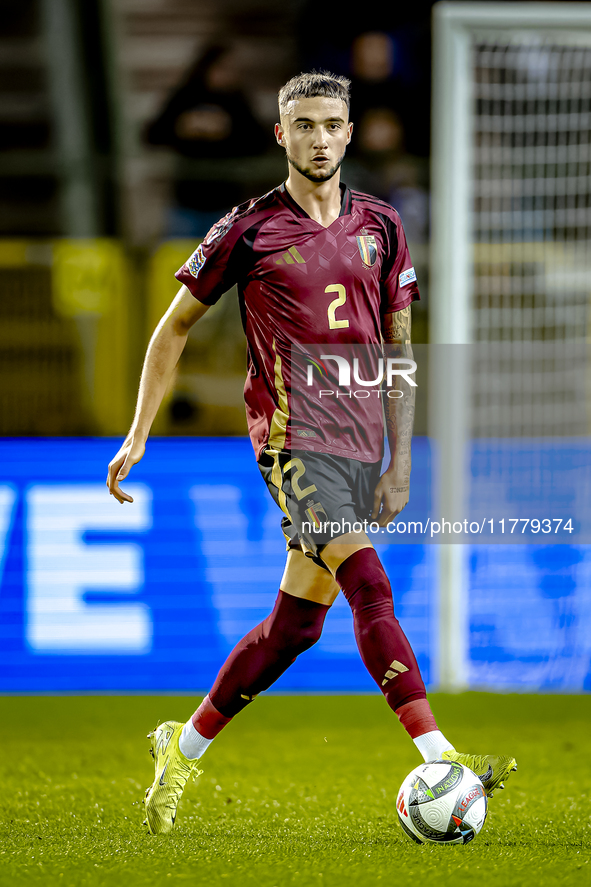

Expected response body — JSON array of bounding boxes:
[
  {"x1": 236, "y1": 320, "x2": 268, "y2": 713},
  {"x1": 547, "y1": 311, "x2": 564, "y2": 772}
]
[{"x1": 278, "y1": 181, "x2": 351, "y2": 220}]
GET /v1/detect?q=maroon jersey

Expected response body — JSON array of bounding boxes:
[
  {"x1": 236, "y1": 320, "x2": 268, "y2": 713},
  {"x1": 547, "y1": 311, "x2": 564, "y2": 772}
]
[{"x1": 175, "y1": 183, "x2": 420, "y2": 462}]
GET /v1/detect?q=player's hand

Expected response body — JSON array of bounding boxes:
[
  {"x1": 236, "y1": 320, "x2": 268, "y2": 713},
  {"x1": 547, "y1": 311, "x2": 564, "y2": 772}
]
[
  {"x1": 371, "y1": 471, "x2": 409, "y2": 526},
  {"x1": 106, "y1": 437, "x2": 146, "y2": 504}
]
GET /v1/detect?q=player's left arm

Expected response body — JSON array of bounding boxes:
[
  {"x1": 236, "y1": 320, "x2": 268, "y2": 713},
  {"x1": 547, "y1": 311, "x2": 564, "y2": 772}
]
[{"x1": 371, "y1": 305, "x2": 415, "y2": 525}]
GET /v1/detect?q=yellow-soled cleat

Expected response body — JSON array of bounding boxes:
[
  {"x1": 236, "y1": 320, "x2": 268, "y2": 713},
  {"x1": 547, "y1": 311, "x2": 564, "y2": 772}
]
[
  {"x1": 143, "y1": 720, "x2": 202, "y2": 834},
  {"x1": 441, "y1": 750, "x2": 517, "y2": 797}
]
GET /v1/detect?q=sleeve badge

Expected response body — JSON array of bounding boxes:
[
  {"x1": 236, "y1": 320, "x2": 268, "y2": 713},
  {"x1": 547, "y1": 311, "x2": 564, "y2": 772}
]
[
  {"x1": 188, "y1": 243, "x2": 206, "y2": 279},
  {"x1": 399, "y1": 267, "x2": 417, "y2": 287}
]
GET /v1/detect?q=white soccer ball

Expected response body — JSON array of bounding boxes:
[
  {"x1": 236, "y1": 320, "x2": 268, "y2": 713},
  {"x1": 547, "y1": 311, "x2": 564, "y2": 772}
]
[{"x1": 396, "y1": 760, "x2": 488, "y2": 845}]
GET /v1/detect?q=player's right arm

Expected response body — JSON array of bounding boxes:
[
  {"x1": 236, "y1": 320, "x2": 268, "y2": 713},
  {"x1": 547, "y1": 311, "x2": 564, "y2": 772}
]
[
  {"x1": 108, "y1": 200, "x2": 255, "y2": 501},
  {"x1": 106, "y1": 285, "x2": 210, "y2": 503}
]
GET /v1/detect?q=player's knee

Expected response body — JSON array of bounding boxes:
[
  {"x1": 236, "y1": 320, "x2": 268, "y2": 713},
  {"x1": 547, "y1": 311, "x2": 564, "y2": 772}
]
[
  {"x1": 297, "y1": 617, "x2": 325, "y2": 650},
  {"x1": 265, "y1": 591, "x2": 327, "y2": 655},
  {"x1": 337, "y1": 550, "x2": 394, "y2": 617},
  {"x1": 277, "y1": 613, "x2": 325, "y2": 655}
]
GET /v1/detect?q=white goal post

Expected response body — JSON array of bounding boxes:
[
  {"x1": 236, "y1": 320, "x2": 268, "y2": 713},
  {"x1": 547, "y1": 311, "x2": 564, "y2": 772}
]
[{"x1": 430, "y1": 2, "x2": 591, "y2": 690}]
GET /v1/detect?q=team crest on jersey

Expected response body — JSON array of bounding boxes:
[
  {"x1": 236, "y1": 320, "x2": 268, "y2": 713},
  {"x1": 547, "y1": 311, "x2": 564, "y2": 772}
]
[
  {"x1": 188, "y1": 243, "x2": 206, "y2": 279},
  {"x1": 356, "y1": 234, "x2": 377, "y2": 267},
  {"x1": 304, "y1": 501, "x2": 328, "y2": 530}
]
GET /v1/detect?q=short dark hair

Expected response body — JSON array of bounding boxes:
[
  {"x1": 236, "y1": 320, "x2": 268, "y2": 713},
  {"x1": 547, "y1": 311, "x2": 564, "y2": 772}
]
[{"x1": 278, "y1": 71, "x2": 351, "y2": 116}]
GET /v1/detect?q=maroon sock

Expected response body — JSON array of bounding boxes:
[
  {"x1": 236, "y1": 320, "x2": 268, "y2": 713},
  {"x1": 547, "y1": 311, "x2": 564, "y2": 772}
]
[
  {"x1": 336, "y1": 548, "x2": 427, "y2": 713},
  {"x1": 396, "y1": 698, "x2": 438, "y2": 738},
  {"x1": 209, "y1": 590, "x2": 329, "y2": 718}
]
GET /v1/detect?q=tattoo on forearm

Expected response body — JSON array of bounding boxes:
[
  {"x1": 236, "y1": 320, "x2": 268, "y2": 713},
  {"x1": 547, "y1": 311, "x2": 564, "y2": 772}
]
[
  {"x1": 387, "y1": 398, "x2": 415, "y2": 480},
  {"x1": 383, "y1": 306, "x2": 411, "y2": 343},
  {"x1": 383, "y1": 345, "x2": 415, "y2": 480},
  {"x1": 381, "y1": 307, "x2": 415, "y2": 480}
]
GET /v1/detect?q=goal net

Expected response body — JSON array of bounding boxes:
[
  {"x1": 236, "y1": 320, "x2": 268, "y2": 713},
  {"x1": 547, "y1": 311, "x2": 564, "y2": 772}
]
[{"x1": 430, "y1": 2, "x2": 591, "y2": 691}]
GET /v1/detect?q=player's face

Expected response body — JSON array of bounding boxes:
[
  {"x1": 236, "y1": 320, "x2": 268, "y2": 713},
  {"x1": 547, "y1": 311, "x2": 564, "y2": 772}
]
[{"x1": 275, "y1": 97, "x2": 353, "y2": 183}]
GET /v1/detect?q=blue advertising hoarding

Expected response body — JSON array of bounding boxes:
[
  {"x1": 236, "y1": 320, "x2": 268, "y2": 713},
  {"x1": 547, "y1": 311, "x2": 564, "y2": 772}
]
[
  {"x1": 0, "y1": 437, "x2": 590, "y2": 694},
  {"x1": 0, "y1": 438, "x2": 435, "y2": 694}
]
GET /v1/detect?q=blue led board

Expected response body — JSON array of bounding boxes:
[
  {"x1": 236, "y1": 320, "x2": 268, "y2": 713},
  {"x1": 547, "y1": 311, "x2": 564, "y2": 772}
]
[
  {"x1": 0, "y1": 438, "x2": 589, "y2": 694},
  {"x1": 0, "y1": 438, "x2": 435, "y2": 694}
]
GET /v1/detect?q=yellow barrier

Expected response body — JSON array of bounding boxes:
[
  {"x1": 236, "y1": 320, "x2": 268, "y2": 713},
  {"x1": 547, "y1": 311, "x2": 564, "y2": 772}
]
[
  {"x1": 146, "y1": 240, "x2": 199, "y2": 434},
  {"x1": 0, "y1": 239, "x2": 132, "y2": 436},
  {"x1": 0, "y1": 236, "x2": 244, "y2": 438},
  {"x1": 146, "y1": 239, "x2": 197, "y2": 334},
  {"x1": 52, "y1": 239, "x2": 131, "y2": 435}
]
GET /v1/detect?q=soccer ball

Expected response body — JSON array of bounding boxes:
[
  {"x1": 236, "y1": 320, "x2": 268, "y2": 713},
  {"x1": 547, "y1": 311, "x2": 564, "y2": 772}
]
[{"x1": 396, "y1": 760, "x2": 488, "y2": 845}]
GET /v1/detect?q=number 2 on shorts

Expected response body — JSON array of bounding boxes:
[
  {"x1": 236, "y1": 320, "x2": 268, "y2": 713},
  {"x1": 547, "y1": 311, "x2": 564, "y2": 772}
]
[
  {"x1": 326, "y1": 284, "x2": 349, "y2": 330},
  {"x1": 285, "y1": 458, "x2": 317, "y2": 500}
]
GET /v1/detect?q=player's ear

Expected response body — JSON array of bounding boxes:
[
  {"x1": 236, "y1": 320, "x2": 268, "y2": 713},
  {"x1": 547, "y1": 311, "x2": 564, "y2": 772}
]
[
  {"x1": 346, "y1": 121, "x2": 353, "y2": 144},
  {"x1": 275, "y1": 122, "x2": 285, "y2": 147}
]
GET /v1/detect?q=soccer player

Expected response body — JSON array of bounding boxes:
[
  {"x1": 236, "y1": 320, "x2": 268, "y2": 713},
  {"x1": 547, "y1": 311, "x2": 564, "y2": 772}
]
[{"x1": 107, "y1": 72, "x2": 516, "y2": 835}]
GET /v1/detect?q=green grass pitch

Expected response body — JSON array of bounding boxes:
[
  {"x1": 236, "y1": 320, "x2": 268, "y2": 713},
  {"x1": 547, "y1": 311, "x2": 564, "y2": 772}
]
[{"x1": 2, "y1": 693, "x2": 590, "y2": 887}]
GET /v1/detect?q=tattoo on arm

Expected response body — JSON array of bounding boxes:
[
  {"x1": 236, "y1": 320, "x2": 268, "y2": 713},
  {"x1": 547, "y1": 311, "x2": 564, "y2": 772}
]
[
  {"x1": 385, "y1": 390, "x2": 415, "y2": 482},
  {"x1": 382, "y1": 305, "x2": 411, "y2": 344},
  {"x1": 382, "y1": 306, "x2": 415, "y2": 480}
]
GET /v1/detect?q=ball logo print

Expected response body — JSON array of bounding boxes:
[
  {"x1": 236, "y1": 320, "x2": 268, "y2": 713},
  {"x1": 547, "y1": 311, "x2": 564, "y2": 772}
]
[{"x1": 396, "y1": 761, "x2": 488, "y2": 845}]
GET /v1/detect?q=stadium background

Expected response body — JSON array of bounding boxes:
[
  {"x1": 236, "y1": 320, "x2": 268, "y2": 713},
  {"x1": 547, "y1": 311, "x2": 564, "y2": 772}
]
[{"x1": 1, "y1": 0, "x2": 590, "y2": 697}]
